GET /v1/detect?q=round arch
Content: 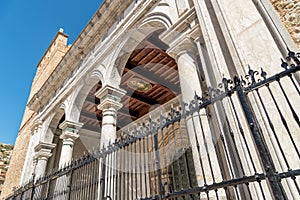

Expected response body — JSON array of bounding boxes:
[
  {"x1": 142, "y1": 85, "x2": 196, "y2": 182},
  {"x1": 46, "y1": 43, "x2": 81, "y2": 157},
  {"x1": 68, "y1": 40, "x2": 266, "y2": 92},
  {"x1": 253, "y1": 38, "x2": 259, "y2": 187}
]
[
  {"x1": 105, "y1": 16, "x2": 171, "y2": 87},
  {"x1": 42, "y1": 107, "x2": 65, "y2": 144},
  {"x1": 66, "y1": 70, "x2": 103, "y2": 123}
]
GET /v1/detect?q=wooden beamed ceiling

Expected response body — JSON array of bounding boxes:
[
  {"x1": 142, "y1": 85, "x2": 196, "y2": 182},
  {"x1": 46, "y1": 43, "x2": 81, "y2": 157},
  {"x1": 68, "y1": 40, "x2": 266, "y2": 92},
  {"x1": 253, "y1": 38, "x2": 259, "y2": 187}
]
[{"x1": 79, "y1": 36, "x2": 180, "y2": 131}]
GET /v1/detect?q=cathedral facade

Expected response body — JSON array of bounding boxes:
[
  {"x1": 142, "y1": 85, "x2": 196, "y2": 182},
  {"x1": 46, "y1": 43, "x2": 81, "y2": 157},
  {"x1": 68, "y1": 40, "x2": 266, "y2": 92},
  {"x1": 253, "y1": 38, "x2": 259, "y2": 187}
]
[{"x1": 2, "y1": 0, "x2": 299, "y2": 199}]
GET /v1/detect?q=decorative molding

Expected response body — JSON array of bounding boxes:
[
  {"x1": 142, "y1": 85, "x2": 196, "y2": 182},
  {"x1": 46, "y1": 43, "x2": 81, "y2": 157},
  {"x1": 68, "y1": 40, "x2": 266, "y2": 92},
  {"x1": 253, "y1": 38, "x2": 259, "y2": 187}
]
[
  {"x1": 95, "y1": 84, "x2": 126, "y2": 111},
  {"x1": 34, "y1": 142, "x2": 56, "y2": 160},
  {"x1": 166, "y1": 36, "x2": 198, "y2": 61},
  {"x1": 58, "y1": 120, "x2": 83, "y2": 142},
  {"x1": 59, "y1": 120, "x2": 83, "y2": 131}
]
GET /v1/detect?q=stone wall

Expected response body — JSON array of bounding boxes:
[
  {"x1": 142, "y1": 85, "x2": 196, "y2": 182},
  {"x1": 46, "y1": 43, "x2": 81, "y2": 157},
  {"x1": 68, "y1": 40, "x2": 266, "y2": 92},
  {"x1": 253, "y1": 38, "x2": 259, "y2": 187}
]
[
  {"x1": 0, "y1": 131, "x2": 31, "y2": 198},
  {"x1": 270, "y1": 0, "x2": 300, "y2": 49},
  {"x1": 0, "y1": 29, "x2": 70, "y2": 199}
]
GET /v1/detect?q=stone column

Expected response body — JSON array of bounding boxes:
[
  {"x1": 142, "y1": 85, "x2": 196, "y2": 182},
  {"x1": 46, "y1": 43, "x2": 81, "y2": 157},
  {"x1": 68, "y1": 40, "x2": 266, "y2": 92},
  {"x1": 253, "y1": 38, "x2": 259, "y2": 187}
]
[
  {"x1": 33, "y1": 142, "x2": 56, "y2": 179},
  {"x1": 95, "y1": 85, "x2": 126, "y2": 199},
  {"x1": 58, "y1": 121, "x2": 83, "y2": 167},
  {"x1": 95, "y1": 85, "x2": 126, "y2": 148},
  {"x1": 167, "y1": 38, "x2": 224, "y2": 199},
  {"x1": 168, "y1": 37, "x2": 202, "y2": 101}
]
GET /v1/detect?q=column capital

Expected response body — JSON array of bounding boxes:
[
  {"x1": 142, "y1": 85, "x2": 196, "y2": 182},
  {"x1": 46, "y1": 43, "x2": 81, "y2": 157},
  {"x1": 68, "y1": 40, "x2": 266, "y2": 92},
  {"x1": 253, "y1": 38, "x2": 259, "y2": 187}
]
[
  {"x1": 167, "y1": 37, "x2": 198, "y2": 61},
  {"x1": 95, "y1": 84, "x2": 126, "y2": 111},
  {"x1": 59, "y1": 120, "x2": 83, "y2": 141},
  {"x1": 34, "y1": 142, "x2": 56, "y2": 161}
]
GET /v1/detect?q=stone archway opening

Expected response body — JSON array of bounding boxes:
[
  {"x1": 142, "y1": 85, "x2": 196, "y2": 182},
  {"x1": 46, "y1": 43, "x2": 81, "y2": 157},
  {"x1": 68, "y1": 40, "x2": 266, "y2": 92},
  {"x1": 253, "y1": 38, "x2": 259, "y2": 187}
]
[
  {"x1": 45, "y1": 113, "x2": 65, "y2": 173},
  {"x1": 117, "y1": 33, "x2": 181, "y2": 130},
  {"x1": 72, "y1": 81, "x2": 103, "y2": 159},
  {"x1": 115, "y1": 33, "x2": 199, "y2": 195}
]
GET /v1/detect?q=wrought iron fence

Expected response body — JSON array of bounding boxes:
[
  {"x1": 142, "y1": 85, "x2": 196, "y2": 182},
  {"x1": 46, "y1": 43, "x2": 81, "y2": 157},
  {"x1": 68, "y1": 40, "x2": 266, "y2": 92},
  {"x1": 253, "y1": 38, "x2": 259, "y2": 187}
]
[{"x1": 6, "y1": 50, "x2": 300, "y2": 200}]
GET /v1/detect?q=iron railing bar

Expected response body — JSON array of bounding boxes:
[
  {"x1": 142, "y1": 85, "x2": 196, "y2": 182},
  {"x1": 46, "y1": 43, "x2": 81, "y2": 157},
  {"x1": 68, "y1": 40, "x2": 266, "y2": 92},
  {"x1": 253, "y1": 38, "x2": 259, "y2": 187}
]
[
  {"x1": 255, "y1": 89, "x2": 292, "y2": 169},
  {"x1": 190, "y1": 115, "x2": 208, "y2": 186},
  {"x1": 178, "y1": 118, "x2": 192, "y2": 189},
  {"x1": 276, "y1": 79, "x2": 300, "y2": 127},
  {"x1": 244, "y1": 65, "x2": 300, "y2": 93},
  {"x1": 127, "y1": 144, "x2": 131, "y2": 199},
  {"x1": 67, "y1": 169, "x2": 74, "y2": 200},
  {"x1": 139, "y1": 136, "x2": 143, "y2": 198},
  {"x1": 278, "y1": 169, "x2": 300, "y2": 195},
  {"x1": 171, "y1": 120, "x2": 184, "y2": 191},
  {"x1": 265, "y1": 84, "x2": 300, "y2": 161},
  {"x1": 228, "y1": 96, "x2": 267, "y2": 199},
  {"x1": 164, "y1": 115, "x2": 176, "y2": 194},
  {"x1": 210, "y1": 103, "x2": 237, "y2": 180},
  {"x1": 146, "y1": 131, "x2": 153, "y2": 198},
  {"x1": 142, "y1": 137, "x2": 148, "y2": 197},
  {"x1": 112, "y1": 151, "x2": 116, "y2": 200},
  {"x1": 135, "y1": 135, "x2": 139, "y2": 199},
  {"x1": 236, "y1": 79, "x2": 288, "y2": 199},
  {"x1": 219, "y1": 100, "x2": 253, "y2": 200},
  {"x1": 278, "y1": 169, "x2": 300, "y2": 179},
  {"x1": 288, "y1": 74, "x2": 300, "y2": 95},
  {"x1": 154, "y1": 129, "x2": 165, "y2": 200},
  {"x1": 166, "y1": 173, "x2": 266, "y2": 199}
]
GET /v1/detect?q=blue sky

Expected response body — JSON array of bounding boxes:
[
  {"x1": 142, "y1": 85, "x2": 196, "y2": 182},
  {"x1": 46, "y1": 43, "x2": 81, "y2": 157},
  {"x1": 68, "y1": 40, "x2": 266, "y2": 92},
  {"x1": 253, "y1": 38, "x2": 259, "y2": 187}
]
[{"x1": 0, "y1": 0, "x2": 103, "y2": 145}]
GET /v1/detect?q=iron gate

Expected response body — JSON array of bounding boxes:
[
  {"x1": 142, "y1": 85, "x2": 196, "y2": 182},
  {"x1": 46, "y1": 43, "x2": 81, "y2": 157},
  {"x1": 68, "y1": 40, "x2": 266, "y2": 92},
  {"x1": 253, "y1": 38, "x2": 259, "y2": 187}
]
[{"x1": 6, "y1": 50, "x2": 300, "y2": 200}]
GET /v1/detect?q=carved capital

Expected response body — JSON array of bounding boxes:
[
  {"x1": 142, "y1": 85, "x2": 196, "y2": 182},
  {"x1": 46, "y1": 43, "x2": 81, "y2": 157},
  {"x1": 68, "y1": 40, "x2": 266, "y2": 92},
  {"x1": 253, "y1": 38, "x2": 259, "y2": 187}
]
[
  {"x1": 95, "y1": 85, "x2": 126, "y2": 111},
  {"x1": 34, "y1": 142, "x2": 56, "y2": 160},
  {"x1": 167, "y1": 37, "x2": 198, "y2": 61},
  {"x1": 59, "y1": 120, "x2": 83, "y2": 142}
]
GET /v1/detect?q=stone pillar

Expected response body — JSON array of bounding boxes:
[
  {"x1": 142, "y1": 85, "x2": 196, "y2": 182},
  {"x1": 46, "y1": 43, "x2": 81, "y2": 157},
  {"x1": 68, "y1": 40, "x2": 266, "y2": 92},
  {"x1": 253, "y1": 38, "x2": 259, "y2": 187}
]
[
  {"x1": 192, "y1": 0, "x2": 229, "y2": 84},
  {"x1": 95, "y1": 85, "x2": 126, "y2": 148},
  {"x1": 95, "y1": 85, "x2": 126, "y2": 199},
  {"x1": 58, "y1": 121, "x2": 83, "y2": 167},
  {"x1": 33, "y1": 142, "x2": 56, "y2": 179},
  {"x1": 168, "y1": 37, "x2": 202, "y2": 101},
  {"x1": 167, "y1": 38, "x2": 224, "y2": 199}
]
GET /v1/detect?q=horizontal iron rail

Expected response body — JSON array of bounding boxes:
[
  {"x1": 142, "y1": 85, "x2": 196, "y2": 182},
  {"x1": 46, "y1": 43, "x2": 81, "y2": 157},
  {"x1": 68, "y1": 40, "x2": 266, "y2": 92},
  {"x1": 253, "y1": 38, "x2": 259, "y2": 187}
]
[
  {"x1": 278, "y1": 169, "x2": 300, "y2": 180},
  {"x1": 245, "y1": 65, "x2": 300, "y2": 93},
  {"x1": 165, "y1": 173, "x2": 266, "y2": 199}
]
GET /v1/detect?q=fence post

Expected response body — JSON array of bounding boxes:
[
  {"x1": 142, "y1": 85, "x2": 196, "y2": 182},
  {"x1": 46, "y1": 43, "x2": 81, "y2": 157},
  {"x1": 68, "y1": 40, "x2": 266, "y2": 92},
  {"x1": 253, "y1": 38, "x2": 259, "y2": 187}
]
[
  {"x1": 235, "y1": 77, "x2": 287, "y2": 199},
  {"x1": 30, "y1": 172, "x2": 36, "y2": 200},
  {"x1": 67, "y1": 169, "x2": 74, "y2": 200}
]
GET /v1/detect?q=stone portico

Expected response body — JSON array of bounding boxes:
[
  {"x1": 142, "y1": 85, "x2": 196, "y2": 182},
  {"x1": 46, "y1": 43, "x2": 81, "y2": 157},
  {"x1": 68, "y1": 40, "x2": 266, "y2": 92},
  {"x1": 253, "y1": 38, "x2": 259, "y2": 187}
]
[{"x1": 1, "y1": 0, "x2": 299, "y2": 199}]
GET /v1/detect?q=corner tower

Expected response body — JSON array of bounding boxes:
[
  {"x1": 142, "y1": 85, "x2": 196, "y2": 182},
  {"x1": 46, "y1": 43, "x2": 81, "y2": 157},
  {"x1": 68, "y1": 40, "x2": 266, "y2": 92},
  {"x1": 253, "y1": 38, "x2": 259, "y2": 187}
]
[{"x1": 1, "y1": 28, "x2": 70, "y2": 197}]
